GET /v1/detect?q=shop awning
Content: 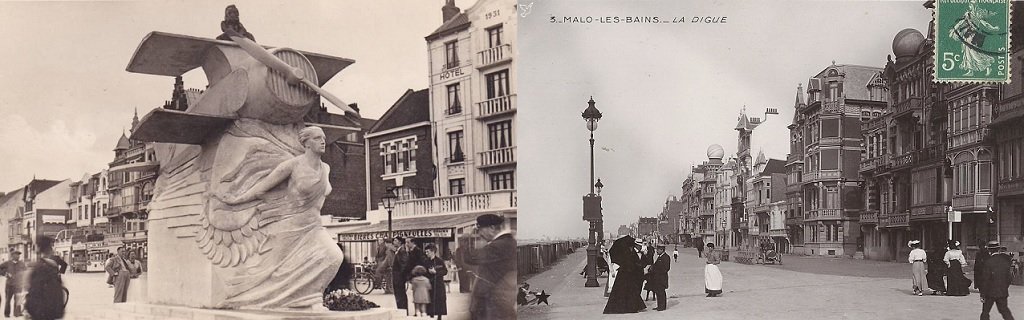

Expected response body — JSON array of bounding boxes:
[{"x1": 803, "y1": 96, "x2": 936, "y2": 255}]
[{"x1": 336, "y1": 212, "x2": 482, "y2": 242}]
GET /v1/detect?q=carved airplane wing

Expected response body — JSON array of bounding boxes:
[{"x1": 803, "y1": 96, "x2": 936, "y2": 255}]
[{"x1": 196, "y1": 143, "x2": 295, "y2": 267}]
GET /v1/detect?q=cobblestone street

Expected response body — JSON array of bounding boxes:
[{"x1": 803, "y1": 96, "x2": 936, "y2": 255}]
[{"x1": 519, "y1": 250, "x2": 1024, "y2": 320}]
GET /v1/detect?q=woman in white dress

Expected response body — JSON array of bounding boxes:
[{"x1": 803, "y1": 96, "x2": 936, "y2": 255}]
[{"x1": 704, "y1": 243, "x2": 723, "y2": 297}]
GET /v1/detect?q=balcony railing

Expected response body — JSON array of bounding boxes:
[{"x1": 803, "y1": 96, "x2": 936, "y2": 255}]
[
  {"x1": 893, "y1": 152, "x2": 915, "y2": 169},
  {"x1": 948, "y1": 127, "x2": 990, "y2": 150},
  {"x1": 820, "y1": 209, "x2": 842, "y2": 218},
  {"x1": 805, "y1": 209, "x2": 842, "y2": 221},
  {"x1": 803, "y1": 170, "x2": 841, "y2": 182},
  {"x1": 861, "y1": 210, "x2": 878, "y2": 224},
  {"x1": 123, "y1": 230, "x2": 148, "y2": 241},
  {"x1": 823, "y1": 99, "x2": 846, "y2": 114},
  {"x1": 952, "y1": 193, "x2": 993, "y2": 211},
  {"x1": 910, "y1": 204, "x2": 947, "y2": 220},
  {"x1": 860, "y1": 155, "x2": 887, "y2": 172},
  {"x1": 997, "y1": 178, "x2": 1024, "y2": 197},
  {"x1": 995, "y1": 96, "x2": 1024, "y2": 123},
  {"x1": 478, "y1": 146, "x2": 516, "y2": 168},
  {"x1": 892, "y1": 97, "x2": 923, "y2": 118},
  {"x1": 105, "y1": 206, "x2": 122, "y2": 217},
  {"x1": 477, "y1": 44, "x2": 512, "y2": 68},
  {"x1": 915, "y1": 144, "x2": 944, "y2": 164},
  {"x1": 864, "y1": 116, "x2": 888, "y2": 131},
  {"x1": 392, "y1": 190, "x2": 516, "y2": 218},
  {"x1": 477, "y1": 94, "x2": 517, "y2": 119},
  {"x1": 888, "y1": 211, "x2": 910, "y2": 227}
]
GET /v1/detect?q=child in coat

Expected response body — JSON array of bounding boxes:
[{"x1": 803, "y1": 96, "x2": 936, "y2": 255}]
[{"x1": 409, "y1": 266, "x2": 432, "y2": 317}]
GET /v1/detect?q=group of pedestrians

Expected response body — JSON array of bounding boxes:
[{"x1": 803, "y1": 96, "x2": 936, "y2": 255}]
[
  {"x1": 603, "y1": 236, "x2": 726, "y2": 314},
  {"x1": 908, "y1": 239, "x2": 1016, "y2": 319},
  {"x1": 389, "y1": 235, "x2": 445, "y2": 318},
  {"x1": 0, "y1": 236, "x2": 68, "y2": 320},
  {"x1": 387, "y1": 213, "x2": 515, "y2": 320}
]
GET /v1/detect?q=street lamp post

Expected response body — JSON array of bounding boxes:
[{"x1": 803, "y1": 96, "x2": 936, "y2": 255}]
[
  {"x1": 381, "y1": 187, "x2": 398, "y2": 236},
  {"x1": 582, "y1": 97, "x2": 603, "y2": 288}
]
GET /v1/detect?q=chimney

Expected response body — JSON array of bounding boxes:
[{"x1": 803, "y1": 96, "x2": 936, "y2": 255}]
[
  {"x1": 348, "y1": 103, "x2": 360, "y2": 113},
  {"x1": 442, "y1": 0, "x2": 460, "y2": 22}
]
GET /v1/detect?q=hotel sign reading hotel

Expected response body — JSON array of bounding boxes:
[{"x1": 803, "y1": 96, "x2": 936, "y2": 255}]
[{"x1": 338, "y1": 228, "x2": 455, "y2": 242}]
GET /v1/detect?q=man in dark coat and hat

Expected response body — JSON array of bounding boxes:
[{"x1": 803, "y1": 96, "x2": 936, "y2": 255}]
[
  {"x1": 646, "y1": 245, "x2": 671, "y2": 311},
  {"x1": 603, "y1": 235, "x2": 646, "y2": 314},
  {"x1": 979, "y1": 241, "x2": 1015, "y2": 320},
  {"x1": 465, "y1": 214, "x2": 516, "y2": 320}
]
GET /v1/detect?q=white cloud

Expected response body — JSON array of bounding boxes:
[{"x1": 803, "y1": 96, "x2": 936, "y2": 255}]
[{"x1": 0, "y1": 114, "x2": 107, "y2": 192}]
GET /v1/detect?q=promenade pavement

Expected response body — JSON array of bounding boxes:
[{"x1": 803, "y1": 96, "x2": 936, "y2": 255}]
[
  {"x1": 519, "y1": 249, "x2": 1024, "y2": 320},
  {"x1": 5, "y1": 272, "x2": 470, "y2": 320}
]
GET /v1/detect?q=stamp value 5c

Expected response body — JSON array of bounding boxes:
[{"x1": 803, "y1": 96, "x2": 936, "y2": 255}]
[{"x1": 935, "y1": 0, "x2": 1012, "y2": 83}]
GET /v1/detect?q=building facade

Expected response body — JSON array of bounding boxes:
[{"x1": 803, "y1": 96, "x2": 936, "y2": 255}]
[
  {"x1": 793, "y1": 63, "x2": 886, "y2": 256},
  {"x1": 366, "y1": 89, "x2": 435, "y2": 211},
  {"x1": 993, "y1": 3, "x2": 1024, "y2": 254},
  {"x1": 714, "y1": 157, "x2": 740, "y2": 249},
  {"x1": 332, "y1": 0, "x2": 517, "y2": 263},
  {"x1": 13, "y1": 179, "x2": 70, "y2": 262},
  {"x1": 786, "y1": 86, "x2": 807, "y2": 254}
]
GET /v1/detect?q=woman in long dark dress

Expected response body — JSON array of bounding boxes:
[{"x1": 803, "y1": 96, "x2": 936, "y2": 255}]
[
  {"x1": 943, "y1": 240, "x2": 971, "y2": 296},
  {"x1": 423, "y1": 244, "x2": 448, "y2": 320},
  {"x1": 603, "y1": 235, "x2": 647, "y2": 314},
  {"x1": 926, "y1": 250, "x2": 947, "y2": 295}
]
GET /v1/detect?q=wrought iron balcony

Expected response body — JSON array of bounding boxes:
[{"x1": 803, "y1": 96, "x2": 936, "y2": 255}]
[
  {"x1": 477, "y1": 94, "x2": 517, "y2": 119},
  {"x1": 892, "y1": 152, "x2": 915, "y2": 170},
  {"x1": 478, "y1": 146, "x2": 516, "y2": 168},
  {"x1": 477, "y1": 44, "x2": 512, "y2": 68},
  {"x1": 860, "y1": 210, "x2": 878, "y2": 224},
  {"x1": 887, "y1": 211, "x2": 910, "y2": 227}
]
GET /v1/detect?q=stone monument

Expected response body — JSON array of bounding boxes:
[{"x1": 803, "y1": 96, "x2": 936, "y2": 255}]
[{"x1": 122, "y1": 6, "x2": 382, "y2": 317}]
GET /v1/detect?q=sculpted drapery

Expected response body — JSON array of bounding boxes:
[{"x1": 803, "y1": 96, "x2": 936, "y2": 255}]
[{"x1": 200, "y1": 121, "x2": 344, "y2": 309}]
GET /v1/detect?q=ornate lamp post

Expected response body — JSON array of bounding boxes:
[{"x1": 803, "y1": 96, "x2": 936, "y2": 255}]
[
  {"x1": 381, "y1": 187, "x2": 398, "y2": 236},
  {"x1": 582, "y1": 97, "x2": 603, "y2": 288}
]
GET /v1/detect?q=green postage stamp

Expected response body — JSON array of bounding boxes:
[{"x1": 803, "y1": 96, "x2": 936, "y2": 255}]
[{"x1": 935, "y1": 0, "x2": 1011, "y2": 83}]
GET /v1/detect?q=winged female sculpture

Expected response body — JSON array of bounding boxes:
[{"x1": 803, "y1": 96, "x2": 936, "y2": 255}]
[{"x1": 201, "y1": 124, "x2": 344, "y2": 309}]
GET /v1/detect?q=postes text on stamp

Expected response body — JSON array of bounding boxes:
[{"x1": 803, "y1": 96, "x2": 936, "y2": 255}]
[{"x1": 935, "y1": 0, "x2": 1011, "y2": 83}]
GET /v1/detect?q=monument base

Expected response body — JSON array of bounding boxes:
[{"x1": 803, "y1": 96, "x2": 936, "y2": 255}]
[{"x1": 89, "y1": 303, "x2": 398, "y2": 320}]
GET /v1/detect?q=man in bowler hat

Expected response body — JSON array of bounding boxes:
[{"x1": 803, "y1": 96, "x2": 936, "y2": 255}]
[
  {"x1": 979, "y1": 241, "x2": 1015, "y2": 320},
  {"x1": 465, "y1": 214, "x2": 516, "y2": 320},
  {"x1": 646, "y1": 245, "x2": 671, "y2": 311}
]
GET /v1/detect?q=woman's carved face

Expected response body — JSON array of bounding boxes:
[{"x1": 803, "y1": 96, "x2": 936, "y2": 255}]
[{"x1": 302, "y1": 129, "x2": 327, "y2": 154}]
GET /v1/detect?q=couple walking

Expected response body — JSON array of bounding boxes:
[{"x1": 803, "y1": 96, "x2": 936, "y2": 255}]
[{"x1": 603, "y1": 237, "x2": 724, "y2": 314}]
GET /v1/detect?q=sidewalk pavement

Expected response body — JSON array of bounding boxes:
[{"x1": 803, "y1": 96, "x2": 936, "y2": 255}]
[
  {"x1": 519, "y1": 249, "x2": 1024, "y2": 320},
  {"x1": 56, "y1": 272, "x2": 472, "y2": 320}
]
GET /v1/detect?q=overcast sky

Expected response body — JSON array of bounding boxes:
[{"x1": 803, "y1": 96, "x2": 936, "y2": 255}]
[
  {"x1": 0, "y1": 0, "x2": 476, "y2": 192},
  {"x1": 517, "y1": 0, "x2": 932, "y2": 240}
]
